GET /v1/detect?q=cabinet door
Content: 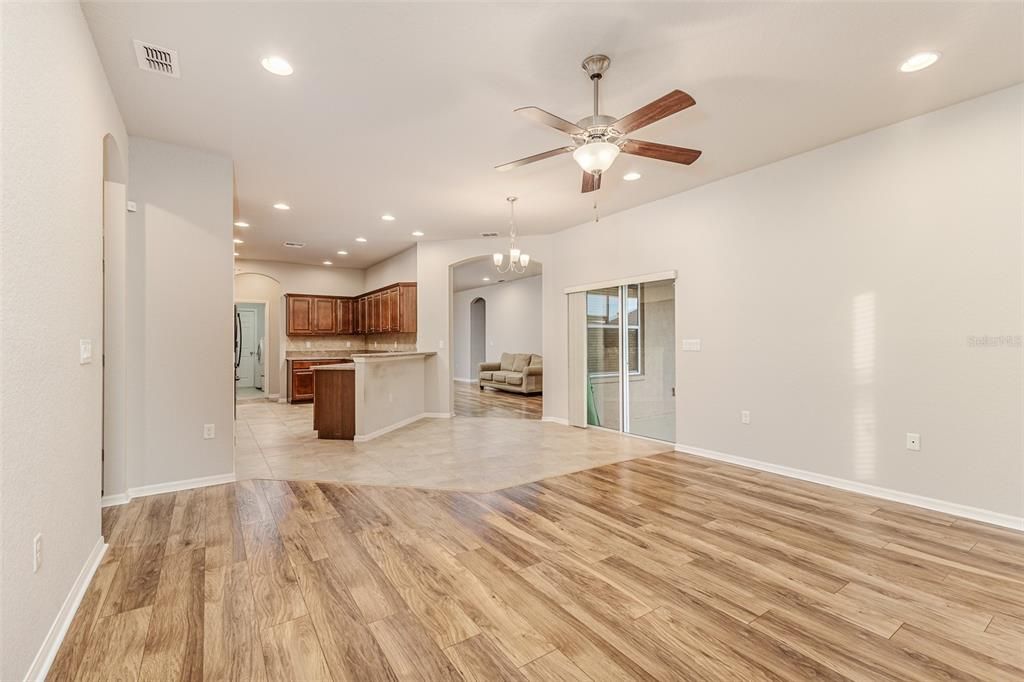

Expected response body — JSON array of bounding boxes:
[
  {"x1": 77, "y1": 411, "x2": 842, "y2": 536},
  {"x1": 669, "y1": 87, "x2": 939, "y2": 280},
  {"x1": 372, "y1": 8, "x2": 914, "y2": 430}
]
[
  {"x1": 374, "y1": 293, "x2": 383, "y2": 332},
  {"x1": 387, "y1": 287, "x2": 400, "y2": 332},
  {"x1": 378, "y1": 288, "x2": 389, "y2": 329},
  {"x1": 287, "y1": 296, "x2": 314, "y2": 335},
  {"x1": 313, "y1": 297, "x2": 337, "y2": 334},
  {"x1": 398, "y1": 284, "x2": 417, "y2": 333},
  {"x1": 292, "y1": 369, "x2": 315, "y2": 401},
  {"x1": 336, "y1": 298, "x2": 353, "y2": 334},
  {"x1": 357, "y1": 297, "x2": 366, "y2": 334}
]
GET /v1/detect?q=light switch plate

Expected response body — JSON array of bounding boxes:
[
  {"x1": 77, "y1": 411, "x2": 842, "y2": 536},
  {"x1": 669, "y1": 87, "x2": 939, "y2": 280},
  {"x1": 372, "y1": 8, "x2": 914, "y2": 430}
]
[
  {"x1": 906, "y1": 433, "x2": 921, "y2": 451},
  {"x1": 682, "y1": 339, "x2": 702, "y2": 352},
  {"x1": 79, "y1": 339, "x2": 93, "y2": 364}
]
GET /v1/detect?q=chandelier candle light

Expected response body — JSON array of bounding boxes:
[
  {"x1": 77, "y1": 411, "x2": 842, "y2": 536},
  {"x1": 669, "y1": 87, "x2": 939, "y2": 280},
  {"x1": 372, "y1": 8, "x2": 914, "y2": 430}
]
[{"x1": 493, "y1": 196, "x2": 531, "y2": 274}]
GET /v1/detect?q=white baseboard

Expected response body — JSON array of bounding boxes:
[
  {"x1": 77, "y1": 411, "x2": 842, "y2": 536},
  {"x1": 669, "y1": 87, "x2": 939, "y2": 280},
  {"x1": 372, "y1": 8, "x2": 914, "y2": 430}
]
[
  {"x1": 355, "y1": 414, "x2": 428, "y2": 442},
  {"x1": 675, "y1": 443, "x2": 1024, "y2": 531},
  {"x1": 541, "y1": 416, "x2": 570, "y2": 426},
  {"x1": 453, "y1": 378, "x2": 474, "y2": 384},
  {"x1": 100, "y1": 472, "x2": 236, "y2": 507},
  {"x1": 354, "y1": 412, "x2": 453, "y2": 442},
  {"x1": 24, "y1": 538, "x2": 107, "y2": 682},
  {"x1": 100, "y1": 493, "x2": 130, "y2": 508},
  {"x1": 278, "y1": 397, "x2": 287, "y2": 403}
]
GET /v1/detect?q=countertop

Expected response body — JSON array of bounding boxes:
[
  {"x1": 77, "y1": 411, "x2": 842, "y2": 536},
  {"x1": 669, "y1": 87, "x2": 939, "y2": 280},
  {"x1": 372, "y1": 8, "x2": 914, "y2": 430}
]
[{"x1": 311, "y1": 351, "x2": 436, "y2": 370}]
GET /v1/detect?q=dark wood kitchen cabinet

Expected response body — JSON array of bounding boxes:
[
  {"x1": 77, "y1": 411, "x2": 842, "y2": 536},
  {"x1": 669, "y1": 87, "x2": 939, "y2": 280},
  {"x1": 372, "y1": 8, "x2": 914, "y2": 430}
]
[
  {"x1": 286, "y1": 284, "x2": 416, "y2": 337},
  {"x1": 335, "y1": 298, "x2": 355, "y2": 335},
  {"x1": 289, "y1": 358, "x2": 352, "y2": 402}
]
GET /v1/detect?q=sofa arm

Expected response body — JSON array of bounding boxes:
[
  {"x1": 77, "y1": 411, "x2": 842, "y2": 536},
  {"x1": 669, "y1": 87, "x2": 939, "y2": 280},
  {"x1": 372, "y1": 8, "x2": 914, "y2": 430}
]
[
  {"x1": 479, "y1": 362, "x2": 501, "y2": 371},
  {"x1": 524, "y1": 365, "x2": 543, "y2": 376}
]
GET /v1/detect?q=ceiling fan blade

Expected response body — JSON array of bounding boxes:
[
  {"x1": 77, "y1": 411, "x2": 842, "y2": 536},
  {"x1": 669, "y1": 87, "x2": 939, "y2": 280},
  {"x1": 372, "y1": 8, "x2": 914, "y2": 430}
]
[
  {"x1": 515, "y1": 107, "x2": 586, "y2": 135},
  {"x1": 621, "y1": 139, "x2": 702, "y2": 165},
  {"x1": 495, "y1": 146, "x2": 574, "y2": 172},
  {"x1": 582, "y1": 171, "x2": 601, "y2": 193},
  {"x1": 612, "y1": 90, "x2": 695, "y2": 135}
]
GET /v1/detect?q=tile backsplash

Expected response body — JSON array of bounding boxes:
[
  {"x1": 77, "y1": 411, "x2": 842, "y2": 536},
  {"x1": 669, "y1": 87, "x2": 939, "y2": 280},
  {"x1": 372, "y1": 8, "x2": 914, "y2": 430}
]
[{"x1": 284, "y1": 333, "x2": 416, "y2": 352}]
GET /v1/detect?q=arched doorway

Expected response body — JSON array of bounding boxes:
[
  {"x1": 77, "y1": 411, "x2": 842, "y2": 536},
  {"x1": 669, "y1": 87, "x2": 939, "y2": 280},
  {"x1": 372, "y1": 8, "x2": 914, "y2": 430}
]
[
  {"x1": 470, "y1": 297, "x2": 486, "y2": 380},
  {"x1": 450, "y1": 255, "x2": 543, "y2": 419}
]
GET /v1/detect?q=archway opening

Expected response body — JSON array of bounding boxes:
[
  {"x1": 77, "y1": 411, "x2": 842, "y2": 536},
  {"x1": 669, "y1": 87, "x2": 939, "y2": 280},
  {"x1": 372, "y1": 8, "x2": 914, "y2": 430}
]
[{"x1": 450, "y1": 254, "x2": 543, "y2": 419}]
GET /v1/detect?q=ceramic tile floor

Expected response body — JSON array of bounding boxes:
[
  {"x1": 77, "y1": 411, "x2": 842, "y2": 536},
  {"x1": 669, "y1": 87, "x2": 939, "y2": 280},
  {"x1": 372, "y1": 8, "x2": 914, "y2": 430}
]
[{"x1": 234, "y1": 401, "x2": 670, "y2": 492}]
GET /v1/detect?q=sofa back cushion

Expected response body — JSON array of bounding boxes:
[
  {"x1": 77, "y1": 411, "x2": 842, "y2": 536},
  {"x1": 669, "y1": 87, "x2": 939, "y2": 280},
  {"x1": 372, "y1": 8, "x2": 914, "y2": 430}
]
[
  {"x1": 529, "y1": 354, "x2": 543, "y2": 368},
  {"x1": 500, "y1": 352, "x2": 516, "y2": 371},
  {"x1": 512, "y1": 353, "x2": 531, "y2": 372}
]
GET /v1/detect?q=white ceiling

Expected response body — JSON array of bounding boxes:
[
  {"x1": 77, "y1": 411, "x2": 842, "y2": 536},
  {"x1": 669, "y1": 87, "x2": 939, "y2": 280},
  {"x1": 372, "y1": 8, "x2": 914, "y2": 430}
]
[
  {"x1": 83, "y1": 2, "x2": 1023, "y2": 268},
  {"x1": 453, "y1": 256, "x2": 542, "y2": 293}
]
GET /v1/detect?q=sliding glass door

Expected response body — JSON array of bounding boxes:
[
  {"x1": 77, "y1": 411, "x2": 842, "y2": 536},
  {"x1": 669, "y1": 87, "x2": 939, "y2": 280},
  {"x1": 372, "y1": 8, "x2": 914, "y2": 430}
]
[{"x1": 586, "y1": 279, "x2": 675, "y2": 442}]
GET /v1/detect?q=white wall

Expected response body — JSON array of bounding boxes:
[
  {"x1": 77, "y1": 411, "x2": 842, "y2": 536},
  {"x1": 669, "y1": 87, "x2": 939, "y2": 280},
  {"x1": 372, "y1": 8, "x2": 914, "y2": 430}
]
[
  {"x1": 416, "y1": 237, "x2": 552, "y2": 415},
  {"x1": 127, "y1": 137, "x2": 235, "y2": 489},
  {"x1": 235, "y1": 258, "x2": 365, "y2": 296},
  {"x1": 0, "y1": 3, "x2": 128, "y2": 678},
  {"x1": 544, "y1": 85, "x2": 1024, "y2": 520},
  {"x1": 365, "y1": 245, "x2": 417, "y2": 291},
  {"x1": 453, "y1": 275, "x2": 543, "y2": 380}
]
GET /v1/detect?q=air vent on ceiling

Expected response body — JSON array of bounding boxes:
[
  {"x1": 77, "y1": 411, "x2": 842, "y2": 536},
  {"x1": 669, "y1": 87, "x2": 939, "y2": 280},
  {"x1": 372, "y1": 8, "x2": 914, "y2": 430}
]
[
  {"x1": 480, "y1": 232, "x2": 499, "y2": 238},
  {"x1": 283, "y1": 241, "x2": 305, "y2": 249},
  {"x1": 133, "y1": 40, "x2": 180, "y2": 78}
]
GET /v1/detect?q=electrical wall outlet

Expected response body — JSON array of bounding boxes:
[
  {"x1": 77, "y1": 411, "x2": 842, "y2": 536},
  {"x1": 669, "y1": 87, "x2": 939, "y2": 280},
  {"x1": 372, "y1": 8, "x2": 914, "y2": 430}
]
[
  {"x1": 906, "y1": 433, "x2": 921, "y2": 451},
  {"x1": 203, "y1": 423, "x2": 216, "y2": 439},
  {"x1": 682, "y1": 339, "x2": 702, "y2": 352},
  {"x1": 33, "y1": 534, "x2": 42, "y2": 573},
  {"x1": 305, "y1": 341, "x2": 312, "y2": 348},
  {"x1": 741, "y1": 410, "x2": 751, "y2": 425}
]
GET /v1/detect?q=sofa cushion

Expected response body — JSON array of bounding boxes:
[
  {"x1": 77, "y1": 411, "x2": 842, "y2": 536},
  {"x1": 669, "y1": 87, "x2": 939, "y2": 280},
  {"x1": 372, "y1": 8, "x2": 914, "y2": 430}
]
[
  {"x1": 529, "y1": 354, "x2": 543, "y2": 368},
  {"x1": 479, "y1": 371, "x2": 494, "y2": 381},
  {"x1": 505, "y1": 373, "x2": 523, "y2": 386},
  {"x1": 489, "y1": 371, "x2": 508, "y2": 383},
  {"x1": 512, "y1": 353, "x2": 531, "y2": 372},
  {"x1": 500, "y1": 352, "x2": 515, "y2": 371}
]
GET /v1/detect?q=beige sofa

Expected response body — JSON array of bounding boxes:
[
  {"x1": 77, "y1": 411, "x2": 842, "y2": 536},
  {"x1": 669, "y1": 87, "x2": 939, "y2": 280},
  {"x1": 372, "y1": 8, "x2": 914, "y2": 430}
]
[{"x1": 479, "y1": 353, "x2": 542, "y2": 395}]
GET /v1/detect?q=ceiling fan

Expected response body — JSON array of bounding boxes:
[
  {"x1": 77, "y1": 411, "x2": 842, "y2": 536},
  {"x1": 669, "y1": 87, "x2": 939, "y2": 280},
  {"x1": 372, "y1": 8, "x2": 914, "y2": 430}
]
[{"x1": 496, "y1": 54, "x2": 702, "y2": 193}]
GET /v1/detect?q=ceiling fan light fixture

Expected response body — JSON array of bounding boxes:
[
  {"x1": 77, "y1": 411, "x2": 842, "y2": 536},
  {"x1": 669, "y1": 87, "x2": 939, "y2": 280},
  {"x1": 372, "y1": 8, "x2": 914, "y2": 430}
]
[{"x1": 573, "y1": 141, "x2": 620, "y2": 175}]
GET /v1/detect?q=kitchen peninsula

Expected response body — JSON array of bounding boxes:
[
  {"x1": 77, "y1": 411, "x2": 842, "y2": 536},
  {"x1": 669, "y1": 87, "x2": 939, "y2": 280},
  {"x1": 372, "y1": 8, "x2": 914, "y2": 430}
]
[{"x1": 313, "y1": 351, "x2": 436, "y2": 441}]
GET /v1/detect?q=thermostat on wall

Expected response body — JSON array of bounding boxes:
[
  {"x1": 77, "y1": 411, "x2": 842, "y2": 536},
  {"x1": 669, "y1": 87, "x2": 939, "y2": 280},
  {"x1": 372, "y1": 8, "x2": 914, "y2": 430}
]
[{"x1": 126, "y1": 200, "x2": 137, "y2": 212}]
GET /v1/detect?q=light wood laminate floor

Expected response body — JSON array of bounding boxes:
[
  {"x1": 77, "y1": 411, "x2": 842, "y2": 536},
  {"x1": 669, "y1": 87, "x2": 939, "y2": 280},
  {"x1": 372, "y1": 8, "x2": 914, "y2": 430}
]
[
  {"x1": 53, "y1": 452, "x2": 1024, "y2": 681},
  {"x1": 453, "y1": 381, "x2": 543, "y2": 419},
  {"x1": 234, "y1": 402, "x2": 663, "y2": 491}
]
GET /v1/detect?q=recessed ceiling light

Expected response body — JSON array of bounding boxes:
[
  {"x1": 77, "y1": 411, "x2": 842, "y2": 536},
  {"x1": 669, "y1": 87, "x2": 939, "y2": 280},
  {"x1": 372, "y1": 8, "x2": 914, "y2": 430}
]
[
  {"x1": 261, "y1": 56, "x2": 293, "y2": 76},
  {"x1": 900, "y1": 51, "x2": 940, "y2": 73},
  {"x1": 234, "y1": 221, "x2": 249, "y2": 228},
  {"x1": 411, "y1": 231, "x2": 424, "y2": 237},
  {"x1": 355, "y1": 237, "x2": 367, "y2": 243},
  {"x1": 381, "y1": 214, "x2": 396, "y2": 222},
  {"x1": 233, "y1": 238, "x2": 244, "y2": 244},
  {"x1": 482, "y1": 277, "x2": 491, "y2": 281},
  {"x1": 273, "y1": 202, "x2": 290, "y2": 210},
  {"x1": 337, "y1": 250, "x2": 348, "y2": 255},
  {"x1": 623, "y1": 171, "x2": 642, "y2": 181},
  {"x1": 233, "y1": 252, "x2": 240, "y2": 257},
  {"x1": 322, "y1": 260, "x2": 333, "y2": 266}
]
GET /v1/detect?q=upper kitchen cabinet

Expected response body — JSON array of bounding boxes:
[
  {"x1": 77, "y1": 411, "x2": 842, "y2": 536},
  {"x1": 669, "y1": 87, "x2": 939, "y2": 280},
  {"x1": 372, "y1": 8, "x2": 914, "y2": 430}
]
[
  {"x1": 286, "y1": 295, "x2": 314, "y2": 335},
  {"x1": 336, "y1": 298, "x2": 355, "y2": 335},
  {"x1": 285, "y1": 284, "x2": 416, "y2": 336}
]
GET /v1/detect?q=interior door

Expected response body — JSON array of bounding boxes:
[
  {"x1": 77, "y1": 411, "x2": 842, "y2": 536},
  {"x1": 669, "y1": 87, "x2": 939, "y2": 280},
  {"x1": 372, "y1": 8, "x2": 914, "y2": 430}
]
[{"x1": 236, "y1": 308, "x2": 257, "y2": 387}]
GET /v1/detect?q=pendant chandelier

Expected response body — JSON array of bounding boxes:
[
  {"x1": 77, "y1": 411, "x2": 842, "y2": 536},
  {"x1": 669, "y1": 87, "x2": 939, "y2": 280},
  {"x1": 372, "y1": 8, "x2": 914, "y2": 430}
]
[{"x1": 492, "y1": 196, "x2": 531, "y2": 274}]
